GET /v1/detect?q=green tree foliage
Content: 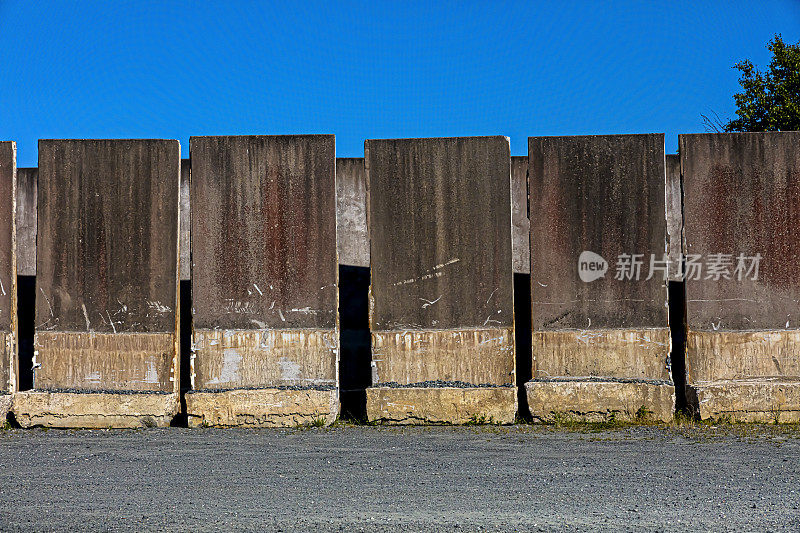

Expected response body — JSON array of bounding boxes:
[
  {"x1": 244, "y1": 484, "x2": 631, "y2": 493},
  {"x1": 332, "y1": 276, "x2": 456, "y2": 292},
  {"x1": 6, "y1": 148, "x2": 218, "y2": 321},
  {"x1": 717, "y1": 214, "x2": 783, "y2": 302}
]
[{"x1": 723, "y1": 34, "x2": 800, "y2": 132}]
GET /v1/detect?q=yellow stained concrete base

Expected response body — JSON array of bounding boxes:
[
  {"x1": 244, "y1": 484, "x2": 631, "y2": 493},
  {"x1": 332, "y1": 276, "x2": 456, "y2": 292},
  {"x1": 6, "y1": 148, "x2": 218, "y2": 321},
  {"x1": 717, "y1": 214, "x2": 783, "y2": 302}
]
[
  {"x1": 366, "y1": 387, "x2": 517, "y2": 425},
  {"x1": 12, "y1": 391, "x2": 179, "y2": 428},
  {"x1": 525, "y1": 381, "x2": 675, "y2": 423},
  {"x1": 185, "y1": 388, "x2": 339, "y2": 428},
  {"x1": 689, "y1": 379, "x2": 800, "y2": 422}
]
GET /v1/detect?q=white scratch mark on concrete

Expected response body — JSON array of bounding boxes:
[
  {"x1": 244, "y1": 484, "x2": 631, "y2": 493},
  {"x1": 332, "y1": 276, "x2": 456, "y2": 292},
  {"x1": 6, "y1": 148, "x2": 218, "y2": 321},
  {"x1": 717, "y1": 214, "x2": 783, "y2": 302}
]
[
  {"x1": 278, "y1": 309, "x2": 286, "y2": 322},
  {"x1": 251, "y1": 319, "x2": 267, "y2": 328},
  {"x1": 0, "y1": 278, "x2": 5, "y2": 296},
  {"x1": 81, "y1": 303, "x2": 91, "y2": 331},
  {"x1": 253, "y1": 283, "x2": 263, "y2": 296},
  {"x1": 485, "y1": 289, "x2": 498, "y2": 304},
  {"x1": 433, "y1": 258, "x2": 460, "y2": 270},
  {"x1": 290, "y1": 307, "x2": 318, "y2": 315},
  {"x1": 107, "y1": 311, "x2": 117, "y2": 334},
  {"x1": 41, "y1": 288, "x2": 54, "y2": 317},
  {"x1": 420, "y1": 296, "x2": 441, "y2": 309},
  {"x1": 147, "y1": 300, "x2": 172, "y2": 313}
]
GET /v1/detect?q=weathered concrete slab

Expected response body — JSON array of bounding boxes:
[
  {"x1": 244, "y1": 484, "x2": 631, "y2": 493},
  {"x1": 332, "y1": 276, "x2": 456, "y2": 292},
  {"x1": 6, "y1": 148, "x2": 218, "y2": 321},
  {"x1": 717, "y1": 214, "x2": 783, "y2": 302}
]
[
  {"x1": 180, "y1": 159, "x2": 190, "y2": 281},
  {"x1": 511, "y1": 156, "x2": 530, "y2": 274},
  {"x1": 15, "y1": 168, "x2": 36, "y2": 277},
  {"x1": 12, "y1": 391, "x2": 178, "y2": 428},
  {"x1": 365, "y1": 136, "x2": 516, "y2": 424},
  {"x1": 681, "y1": 132, "x2": 800, "y2": 420},
  {"x1": 185, "y1": 388, "x2": 338, "y2": 427},
  {"x1": 528, "y1": 134, "x2": 672, "y2": 420},
  {"x1": 0, "y1": 142, "x2": 16, "y2": 415},
  {"x1": 366, "y1": 387, "x2": 516, "y2": 424},
  {"x1": 29, "y1": 139, "x2": 180, "y2": 426},
  {"x1": 665, "y1": 153, "x2": 684, "y2": 281},
  {"x1": 689, "y1": 379, "x2": 800, "y2": 422},
  {"x1": 526, "y1": 380, "x2": 675, "y2": 423},
  {"x1": 336, "y1": 157, "x2": 368, "y2": 268},
  {"x1": 189, "y1": 135, "x2": 338, "y2": 426}
]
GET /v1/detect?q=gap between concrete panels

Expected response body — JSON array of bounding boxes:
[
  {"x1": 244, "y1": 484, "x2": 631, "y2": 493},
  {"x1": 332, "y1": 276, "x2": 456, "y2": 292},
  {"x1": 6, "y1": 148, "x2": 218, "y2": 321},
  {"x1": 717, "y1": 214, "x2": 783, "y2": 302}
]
[{"x1": 668, "y1": 280, "x2": 688, "y2": 415}]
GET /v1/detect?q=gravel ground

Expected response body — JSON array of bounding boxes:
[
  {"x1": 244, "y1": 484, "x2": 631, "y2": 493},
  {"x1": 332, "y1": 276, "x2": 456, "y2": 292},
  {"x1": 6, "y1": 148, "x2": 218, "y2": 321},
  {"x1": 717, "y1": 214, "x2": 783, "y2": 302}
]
[{"x1": 1, "y1": 424, "x2": 799, "y2": 532}]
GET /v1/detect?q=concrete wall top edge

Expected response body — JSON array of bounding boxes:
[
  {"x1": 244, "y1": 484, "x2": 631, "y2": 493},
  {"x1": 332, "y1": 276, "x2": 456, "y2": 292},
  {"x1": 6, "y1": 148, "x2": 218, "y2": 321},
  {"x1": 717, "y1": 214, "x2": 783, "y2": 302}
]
[{"x1": 365, "y1": 135, "x2": 509, "y2": 145}]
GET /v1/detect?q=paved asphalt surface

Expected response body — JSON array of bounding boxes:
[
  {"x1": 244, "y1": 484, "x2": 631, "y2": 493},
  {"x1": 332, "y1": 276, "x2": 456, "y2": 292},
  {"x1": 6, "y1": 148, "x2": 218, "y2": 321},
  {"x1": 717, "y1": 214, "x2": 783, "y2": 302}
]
[{"x1": 1, "y1": 424, "x2": 799, "y2": 532}]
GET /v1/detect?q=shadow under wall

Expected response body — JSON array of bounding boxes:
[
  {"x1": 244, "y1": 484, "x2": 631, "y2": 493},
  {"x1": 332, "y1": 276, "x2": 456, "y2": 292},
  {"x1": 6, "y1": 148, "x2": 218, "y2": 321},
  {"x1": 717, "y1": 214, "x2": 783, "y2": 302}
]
[
  {"x1": 514, "y1": 273, "x2": 532, "y2": 420},
  {"x1": 16, "y1": 276, "x2": 35, "y2": 391},
  {"x1": 338, "y1": 265, "x2": 371, "y2": 421}
]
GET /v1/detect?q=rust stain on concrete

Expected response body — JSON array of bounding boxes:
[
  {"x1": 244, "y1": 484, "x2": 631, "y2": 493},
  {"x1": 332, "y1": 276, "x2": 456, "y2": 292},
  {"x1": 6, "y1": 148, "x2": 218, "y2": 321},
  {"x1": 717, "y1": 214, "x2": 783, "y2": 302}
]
[
  {"x1": 532, "y1": 328, "x2": 671, "y2": 381},
  {"x1": 33, "y1": 332, "x2": 174, "y2": 391},
  {"x1": 192, "y1": 328, "x2": 337, "y2": 390},
  {"x1": 681, "y1": 132, "x2": 800, "y2": 330},
  {"x1": 371, "y1": 328, "x2": 515, "y2": 386}
]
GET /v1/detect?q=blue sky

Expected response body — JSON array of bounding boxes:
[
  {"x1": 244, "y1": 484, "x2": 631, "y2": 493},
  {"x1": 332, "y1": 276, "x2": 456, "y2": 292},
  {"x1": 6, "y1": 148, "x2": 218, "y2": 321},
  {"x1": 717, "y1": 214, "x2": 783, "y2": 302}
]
[{"x1": 1, "y1": 0, "x2": 799, "y2": 167}]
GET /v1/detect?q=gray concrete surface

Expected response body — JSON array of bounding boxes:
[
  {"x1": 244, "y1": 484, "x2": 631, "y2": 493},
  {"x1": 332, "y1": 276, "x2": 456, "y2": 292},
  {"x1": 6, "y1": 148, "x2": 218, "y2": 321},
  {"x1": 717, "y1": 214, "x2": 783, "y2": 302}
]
[{"x1": 1, "y1": 425, "x2": 799, "y2": 531}]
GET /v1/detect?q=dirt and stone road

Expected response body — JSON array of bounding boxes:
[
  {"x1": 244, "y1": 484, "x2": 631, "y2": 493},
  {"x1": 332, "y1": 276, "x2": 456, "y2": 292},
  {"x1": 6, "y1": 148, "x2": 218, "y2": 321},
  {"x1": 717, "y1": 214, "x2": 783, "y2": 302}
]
[{"x1": 1, "y1": 424, "x2": 798, "y2": 531}]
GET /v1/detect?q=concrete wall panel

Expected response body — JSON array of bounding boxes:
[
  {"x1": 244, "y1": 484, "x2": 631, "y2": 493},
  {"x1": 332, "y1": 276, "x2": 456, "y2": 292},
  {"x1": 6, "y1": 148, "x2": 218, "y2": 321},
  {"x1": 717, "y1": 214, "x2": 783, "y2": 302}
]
[
  {"x1": 180, "y1": 159, "x2": 190, "y2": 281},
  {"x1": 366, "y1": 136, "x2": 515, "y2": 386},
  {"x1": 0, "y1": 142, "x2": 16, "y2": 394},
  {"x1": 681, "y1": 132, "x2": 800, "y2": 332},
  {"x1": 367, "y1": 137, "x2": 514, "y2": 335},
  {"x1": 530, "y1": 134, "x2": 668, "y2": 333},
  {"x1": 336, "y1": 157, "x2": 368, "y2": 268},
  {"x1": 189, "y1": 135, "x2": 338, "y2": 391},
  {"x1": 665, "y1": 154, "x2": 683, "y2": 281},
  {"x1": 511, "y1": 156, "x2": 530, "y2": 274},
  {"x1": 527, "y1": 134, "x2": 672, "y2": 421},
  {"x1": 16, "y1": 168, "x2": 36, "y2": 277},
  {"x1": 365, "y1": 136, "x2": 516, "y2": 423},
  {"x1": 681, "y1": 132, "x2": 800, "y2": 420},
  {"x1": 34, "y1": 139, "x2": 180, "y2": 392}
]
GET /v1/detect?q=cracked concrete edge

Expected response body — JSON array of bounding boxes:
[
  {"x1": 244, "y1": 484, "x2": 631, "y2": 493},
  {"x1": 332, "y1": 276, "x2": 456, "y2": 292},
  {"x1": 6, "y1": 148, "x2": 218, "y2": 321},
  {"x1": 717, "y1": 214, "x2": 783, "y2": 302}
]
[
  {"x1": 689, "y1": 380, "x2": 800, "y2": 422},
  {"x1": 365, "y1": 387, "x2": 517, "y2": 425},
  {"x1": 185, "y1": 388, "x2": 339, "y2": 428},
  {"x1": 11, "y1": 391, "x2": 179, "y2": 428},
  {"x1": 525, "y1": 381, "x2": 675, "y2": 423}
]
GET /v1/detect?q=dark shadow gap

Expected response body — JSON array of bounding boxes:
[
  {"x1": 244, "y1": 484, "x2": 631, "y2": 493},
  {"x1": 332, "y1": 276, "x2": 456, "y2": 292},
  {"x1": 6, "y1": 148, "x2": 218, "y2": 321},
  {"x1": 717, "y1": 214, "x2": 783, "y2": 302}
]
[
  {"x1": 16, "y1": 275, "x2": 35, "y2": 391},
  {"x1": 338, "y1": 265, "x2": 371, "y2": 422},
  {"x1": 5, "y1": 411, "x2": 21, "y2": 429},
  {"x1": 514, "y1": 273, "x2": 532, "y2": 421},
  {"x1": 172, "y1": 279, "x2": 192, "y2": 427},
  {"x1": 668, "y1": 280, "x2": 688, "y2": 415}
]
